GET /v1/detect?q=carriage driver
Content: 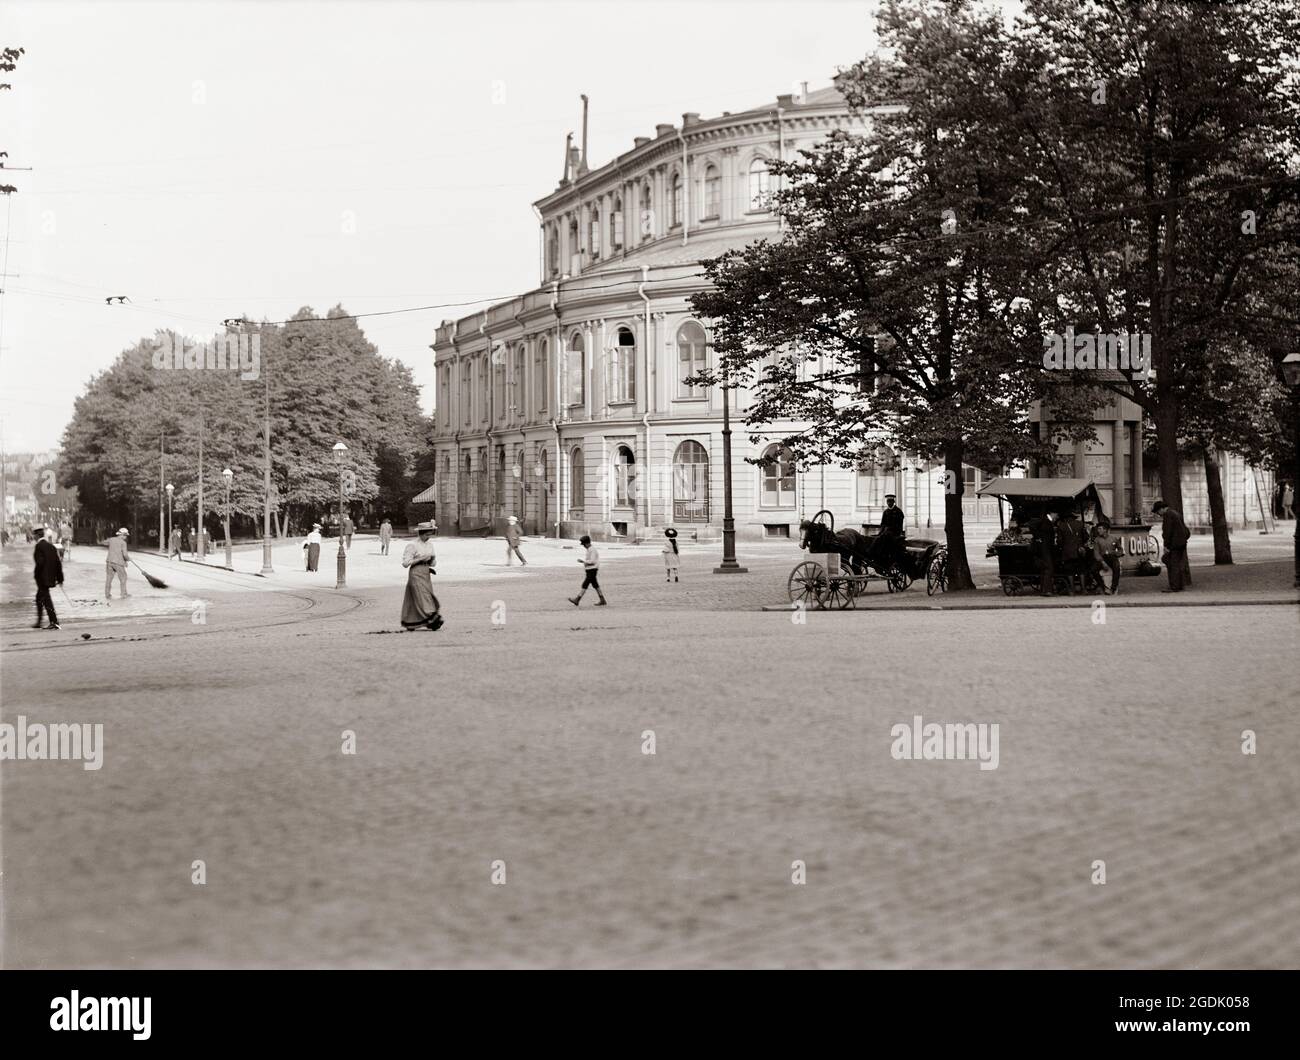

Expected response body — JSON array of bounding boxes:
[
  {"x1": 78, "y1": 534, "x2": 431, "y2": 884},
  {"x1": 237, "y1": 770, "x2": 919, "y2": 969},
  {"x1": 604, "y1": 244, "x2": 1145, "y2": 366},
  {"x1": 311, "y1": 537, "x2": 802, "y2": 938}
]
[{"x1": 870, "y1": 493, "x2": 906, "y2": 569}]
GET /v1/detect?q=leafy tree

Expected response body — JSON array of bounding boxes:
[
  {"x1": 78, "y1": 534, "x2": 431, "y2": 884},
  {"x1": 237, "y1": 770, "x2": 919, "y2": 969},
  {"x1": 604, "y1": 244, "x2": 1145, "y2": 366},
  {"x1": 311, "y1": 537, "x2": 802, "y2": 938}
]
[{"x1": 694, "y1": 1, "x2": 1072, "y2": 590}]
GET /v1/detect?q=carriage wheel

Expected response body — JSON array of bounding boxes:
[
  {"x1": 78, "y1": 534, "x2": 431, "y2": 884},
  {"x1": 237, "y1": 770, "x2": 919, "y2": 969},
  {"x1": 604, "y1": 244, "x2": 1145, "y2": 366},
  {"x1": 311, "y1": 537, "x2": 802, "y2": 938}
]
[
  {"x1": 886, "y1": 567, "x2": 911, "y2": 593},
  {"x1": 1002, "y1": 576, "x2": 1023, "y2": 596},
  {"x1": 819, "y1": 577, "x2": 855, "y2": 610},
  {"x1": 788, "y1": 561, "x2": 827, "y2": 608},
  {"x1": 926, "y1": 552, "x2": 948, "y2": 595}
]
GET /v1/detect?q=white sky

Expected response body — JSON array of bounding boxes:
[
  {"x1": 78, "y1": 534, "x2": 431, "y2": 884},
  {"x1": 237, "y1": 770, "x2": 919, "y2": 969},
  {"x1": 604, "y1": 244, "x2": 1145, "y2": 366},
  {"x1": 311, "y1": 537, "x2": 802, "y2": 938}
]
[{"x1": 1, "y1": 0, "x2": 878, "y2": 452}]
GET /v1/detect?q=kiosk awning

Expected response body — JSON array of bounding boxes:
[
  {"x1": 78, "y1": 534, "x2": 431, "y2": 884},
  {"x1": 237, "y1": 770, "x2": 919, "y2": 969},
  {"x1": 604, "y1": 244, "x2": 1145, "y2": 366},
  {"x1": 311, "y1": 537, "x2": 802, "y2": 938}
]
[
  {"x1": 976, "y1": 477, "x2": 1094, "y2": 499},
  {"x1": 410, "y1": 484, "x2": 437, "y2": 504}
]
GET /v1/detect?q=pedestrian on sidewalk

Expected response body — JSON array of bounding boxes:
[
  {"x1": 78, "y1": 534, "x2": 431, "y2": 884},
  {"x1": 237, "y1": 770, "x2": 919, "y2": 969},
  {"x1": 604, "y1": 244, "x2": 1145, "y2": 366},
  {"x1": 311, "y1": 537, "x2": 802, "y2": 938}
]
[
  {"x1": 342, "y1": 514, "x2": 354, "y2": 550},
  {"x1": 400, "y1": 520, "x2": 443, "y2": 631},
  {"x1": 569, "y1": 535, "x2": 607, "y2": 606},
  {"x1": 505, "y1": 516, "x2": 527, "y2": 565},
  {"x1": 303, "y1": 523, "x2": 322, "y2": 571},
  {"x1": 1283, "y1": 481, "x2": 1295, "y2": 520},
  {"x1": 59, "y1": 519, "x2": 74, "y2": 562},
  {"x1": 663, "y1": 527, "x2": 679, "y2": 582},
  {"x1": 1089, "y1": 517, "x2": 1120, "y2": 596},
  {"x1": 33, "y1": 526, "x2": 64, "y2": 630},
  {"x1": 103, "y1": 527, "x2": 130, "y2": 601},
  {"x1": 379, "y1": 517, "x2": 393, "y2": 555},
  {"x1": 181, "y1": 525, "x2": 191, "y2": 556},
  {"x1": 168, "y1": 526, "x2": 182, "y2": 560},
  {"x1": 1153, "y1": 500, "x2": 1191, "y2": 592}
]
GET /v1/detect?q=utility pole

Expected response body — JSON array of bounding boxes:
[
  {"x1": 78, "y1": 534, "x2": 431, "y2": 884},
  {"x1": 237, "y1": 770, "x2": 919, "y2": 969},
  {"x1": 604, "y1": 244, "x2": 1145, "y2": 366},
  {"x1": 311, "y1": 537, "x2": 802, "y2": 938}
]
[
  {"x1": 159, "y1": 433, "x2": 166, "y2": 555},
  {"x1": 262, "y1": 355, "x2": 274, "y2": 573},
  {"x1": 197, "y1": 408, "x2": 205, "y2": 561}
]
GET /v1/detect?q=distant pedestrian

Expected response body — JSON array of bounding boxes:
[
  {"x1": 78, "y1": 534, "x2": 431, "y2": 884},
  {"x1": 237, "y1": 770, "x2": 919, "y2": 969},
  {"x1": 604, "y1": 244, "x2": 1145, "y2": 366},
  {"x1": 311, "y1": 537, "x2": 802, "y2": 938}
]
[
  {"x1": 400, "y1": 520, "x2": 443, "y2": 631},
  {"x1": 33, "y1": 527, "x2": 64, "y2": 630},
  {"x1": 1283, "y1": 482, "x2": 1295, "y2": 520},
  {"x1": 1153, "y1": 500, "x2": 1191, "y2": 592},
  {"x1": 168, "y1": 526, "x2": 182, "y2": 560},
  {"x1": 201, "y1": 527, "x2": 213, "y2": 557},
  {"x1": 303, "y1": 523, "x2": 322, "y2": 571},
  {"x1": 379, "y1": 518, "x2": 393, "y2": 555},
  {"x1": 103, "y1": 527, "x2": 130, "y2": 601},
  {"x1": 59, "y1": 519, "x2": 74, "y2": 561},
  {"x1": 190, "y1": 526, "x2": 200, "y2": 558},
  {"x1": 342, "y1": 514, "x2": 354, "y2": 550},
  {"x1": 663, "y1": 527, "x2": 679, "y2": 582},
  {"x1": 181, "y1": 525, "x2": 191, "y2": 555},
  {"x1": 568, "y1": 535, "x2": 607, "y2": 606},
  {"x1": 505, "y1": 515, "x2": 527, "y2": 565}
]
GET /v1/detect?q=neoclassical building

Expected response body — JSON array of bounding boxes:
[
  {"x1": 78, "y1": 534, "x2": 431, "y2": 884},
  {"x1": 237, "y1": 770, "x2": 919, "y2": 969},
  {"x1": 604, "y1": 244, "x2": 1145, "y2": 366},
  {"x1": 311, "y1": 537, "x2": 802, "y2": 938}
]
[
  {"x1": 430, "y1": 84, "x2": 961, "y2": 541},
  {"x1": 431, "y1": 86, "x2": 1275, "y2": 541}
]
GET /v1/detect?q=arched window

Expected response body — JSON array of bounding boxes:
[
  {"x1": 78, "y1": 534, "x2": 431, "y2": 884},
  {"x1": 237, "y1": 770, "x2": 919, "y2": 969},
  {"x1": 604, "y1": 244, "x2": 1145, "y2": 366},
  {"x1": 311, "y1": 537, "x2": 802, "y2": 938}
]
[
  {"x1": 702, "y1": 164, "x2": 720, "y2": 219},
  {"x1": 589, "y1": 206, "x2": 601, "y2": 259},
  {"x1": 640, "y1": 182, "x2": 653, "y2": 240},
  {"x1": 607, "y1": 326, "x2": 635, "y2": 404},
  {"x1": 547, "y1": 224, "x2": 559, "y2": 276},
  {"x1": 462, "y1": 451, "x2": 472, "y2": 507},
  {"x1": 671, "y1": 172, "x2": 683, "y2": 227},
  {"x1": 492, "y1": 347, "x2": 505, "y2": 419},
  {"x1": 611, "y1": 196, "x2": 623, "y2": 249},
  {"x1": 566, "y1": 331, "x2": 585, "y2": 407},
  {"x1": 570, "y1": 447, "x2": 585, "y2": 510},
  {"x1": 613, "y1": 445, "x2": 636, "y2": 507},
  {"x1": 495, "y1": 446, "x2": 506, "y2": 507},
  {"x1": 672, "y1": 440, "x2": 709, "y2": 523},
  {"x1": 856, "y1": 444, "x2": 897, "y2": 509},
  {"x1": 676, "y1": 321, "x2": 707, "y2": 398},
  {"x1": 760, "y1": 444, "x2": 797, "y2": 508},
  {"x1": 567, "y1": 218, "x2": 579, "y2": 273},
  {"x1": 749, "y1": 157, "x2": 771, "y2": 210},
  {"x1": 535, "y1": 338, "x2": 548, "y2": 414}
]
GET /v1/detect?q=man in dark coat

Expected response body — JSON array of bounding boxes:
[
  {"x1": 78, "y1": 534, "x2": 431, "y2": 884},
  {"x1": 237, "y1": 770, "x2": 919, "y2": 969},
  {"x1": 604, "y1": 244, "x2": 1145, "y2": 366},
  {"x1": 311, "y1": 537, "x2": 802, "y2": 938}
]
[
  {"x1": 1153, "y1": 500, "x2": 1192, "y2": 591},
  {"x1": 870, "y1": 493, "x2": 906, "y2": 571},
  {"x1": 33, "y1": 527, "x2": 64, "y2": 630},
  {"x1": 1026, "y1": 512, "x2": 1057, "y2": 595}
]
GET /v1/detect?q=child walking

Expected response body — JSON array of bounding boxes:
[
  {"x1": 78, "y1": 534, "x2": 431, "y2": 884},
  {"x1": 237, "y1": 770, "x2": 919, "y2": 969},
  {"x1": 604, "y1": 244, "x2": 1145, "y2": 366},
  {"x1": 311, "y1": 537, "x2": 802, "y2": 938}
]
[
  {"x1": 569, "y1": 535, "x2": 607, "y2": 606},
  {"x1": 663, "y1": 527, "x2": 679, "y2": 582}
]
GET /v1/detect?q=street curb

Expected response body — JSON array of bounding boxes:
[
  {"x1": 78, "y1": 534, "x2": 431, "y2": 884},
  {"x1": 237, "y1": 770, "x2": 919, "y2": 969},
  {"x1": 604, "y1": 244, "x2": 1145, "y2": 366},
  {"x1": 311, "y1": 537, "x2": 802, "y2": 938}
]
[{"x1": 761, "y1": 597, "x2": 1299, "y2": 612}]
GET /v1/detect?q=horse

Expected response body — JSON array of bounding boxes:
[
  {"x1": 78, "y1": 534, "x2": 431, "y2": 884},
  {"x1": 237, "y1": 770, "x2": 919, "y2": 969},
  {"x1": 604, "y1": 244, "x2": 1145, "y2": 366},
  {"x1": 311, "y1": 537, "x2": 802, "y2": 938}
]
[{"x1": 798, "y1": 516, "x2": 877, "y2": 576}]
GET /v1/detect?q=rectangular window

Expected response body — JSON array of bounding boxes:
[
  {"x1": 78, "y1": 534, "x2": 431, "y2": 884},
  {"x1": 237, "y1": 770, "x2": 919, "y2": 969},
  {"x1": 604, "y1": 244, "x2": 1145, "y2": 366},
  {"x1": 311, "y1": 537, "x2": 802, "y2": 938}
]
[
  {"x1": 678, "y1": 340, "x2": 705, "y2": 398},
  {"x1": 566, "y1": 347, "x2": 584, "y2": 407},
  {"x1": 460, "y1": 368, "x2": 471, "y2": 426},
  {"x1": 764, "y1": 523, "x2": 790, "y2": 538},
  {"x1": 535, "y1": 351, "x2": 548, "y2": 413},
  {"x1": 612, "y1": 210, "x2": 624, "y2": 249},
  {"x1": 493, "y1": 361, "x2": 505, "y2": 421},
  {"x1": 476, "y1": 448, "x2": 487, "y2": 507},
  {"x1": 607, "y1": 344, "x2": 636, "y2": 404}
]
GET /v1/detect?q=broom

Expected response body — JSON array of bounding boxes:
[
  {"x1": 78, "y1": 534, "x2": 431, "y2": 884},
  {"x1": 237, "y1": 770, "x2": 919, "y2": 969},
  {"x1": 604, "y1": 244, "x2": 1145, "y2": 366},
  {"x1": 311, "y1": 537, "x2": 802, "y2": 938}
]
[{"x1": 130, "y1": 559, "x2": 169, "y2": 589}]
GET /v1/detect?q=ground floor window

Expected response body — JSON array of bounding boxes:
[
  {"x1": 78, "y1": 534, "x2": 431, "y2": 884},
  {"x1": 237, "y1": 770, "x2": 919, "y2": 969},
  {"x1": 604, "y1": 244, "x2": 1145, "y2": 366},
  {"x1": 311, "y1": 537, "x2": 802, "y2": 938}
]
[
  {"x1": 613, "y1": 445, "x2": 636, "y2": 506},
  {"x1": 570, "y1": 447, "x2": 585, "y2": 511},
  {"x1": 760, "y1": 444, "x2": 796, "y2": 508},
  {"x1": 673, "y1": 440, "x2": 709, "y2": 522}
]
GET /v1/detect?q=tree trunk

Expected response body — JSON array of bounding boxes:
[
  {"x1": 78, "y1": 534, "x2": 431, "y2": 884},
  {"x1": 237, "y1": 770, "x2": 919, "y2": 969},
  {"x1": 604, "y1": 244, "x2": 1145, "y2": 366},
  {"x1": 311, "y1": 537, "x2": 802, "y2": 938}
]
[
  {"x1": 1202, "y1": 447, "x2": 1233, "y2": 565},
  {"x1": 1153, "y1": 403, "x2": 1183, "y2": 513},
  {"x1": 943, "y1": 439, "x2": 976, "y2": 591}
]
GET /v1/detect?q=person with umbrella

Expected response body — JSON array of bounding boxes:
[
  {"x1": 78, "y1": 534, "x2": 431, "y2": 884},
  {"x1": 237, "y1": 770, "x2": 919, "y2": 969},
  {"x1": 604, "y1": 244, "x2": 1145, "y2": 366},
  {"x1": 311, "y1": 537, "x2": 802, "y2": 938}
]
[
  {"x1": 400, "y1": 520, "x2": 443, "y2": 631},
  {"x1": 33, "y1": 526, "x2": 64, "y2": 630}
]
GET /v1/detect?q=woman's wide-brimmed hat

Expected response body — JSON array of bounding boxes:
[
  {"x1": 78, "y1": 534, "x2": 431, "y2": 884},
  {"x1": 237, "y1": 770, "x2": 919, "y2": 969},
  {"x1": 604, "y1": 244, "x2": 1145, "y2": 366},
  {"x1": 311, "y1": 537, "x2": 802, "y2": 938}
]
[
  {"x1": 664, "y1": 528, "x2": 678, "y2": 538},
  {"x1": 312, "y1": 522, "x2": 322, "y2": 529},
  {"x1": 416, "y1": 520, "x2": 436, "y2": 532}
]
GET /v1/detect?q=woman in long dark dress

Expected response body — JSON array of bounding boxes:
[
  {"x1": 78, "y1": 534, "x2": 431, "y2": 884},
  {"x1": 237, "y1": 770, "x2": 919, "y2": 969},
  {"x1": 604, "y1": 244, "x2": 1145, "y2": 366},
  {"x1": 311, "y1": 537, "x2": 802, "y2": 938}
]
[{"x1": 401, "y1": 521, "x2": 443, "y2": 631}]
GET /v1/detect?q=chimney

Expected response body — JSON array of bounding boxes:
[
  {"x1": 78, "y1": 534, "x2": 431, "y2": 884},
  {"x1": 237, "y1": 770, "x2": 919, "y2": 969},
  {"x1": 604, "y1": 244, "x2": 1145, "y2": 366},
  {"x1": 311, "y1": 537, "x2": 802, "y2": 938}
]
[
  {"x1": 655, "y1": 123, "x2": 675, "y2": 137},
  {"x1": 633, "y1": 136, "x2": 651, "y2": 148},
  {"x1": 776, "y1": 93, "x2": 794, "y2": 108},
  {"x1": 578, "y1": 94, "x2": 590, "y2": 176},
  {"x1": 561, "y1": 131, "x2": 574, "y2": 185},
  {"x1": 800, "y1": 81, "x2": 809, "y2": 102},
  {"x1": 681, "y1": 112, "x2": 700, "y2": 127}
]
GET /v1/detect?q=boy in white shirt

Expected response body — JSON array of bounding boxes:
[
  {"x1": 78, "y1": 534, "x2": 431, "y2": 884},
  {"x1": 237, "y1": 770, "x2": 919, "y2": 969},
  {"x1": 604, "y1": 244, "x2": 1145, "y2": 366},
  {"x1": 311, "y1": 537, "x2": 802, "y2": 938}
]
[{"x1": 568, "y1": 535, "x2": 607, "y2": 606}]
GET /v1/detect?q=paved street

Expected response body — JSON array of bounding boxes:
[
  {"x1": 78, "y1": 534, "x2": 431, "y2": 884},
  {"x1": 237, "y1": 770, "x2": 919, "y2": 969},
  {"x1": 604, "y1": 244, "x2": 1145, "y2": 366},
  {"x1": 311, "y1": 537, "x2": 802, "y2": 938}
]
[{"x1": 1, "y1": 535, "x2": 1296, "y2": 968}]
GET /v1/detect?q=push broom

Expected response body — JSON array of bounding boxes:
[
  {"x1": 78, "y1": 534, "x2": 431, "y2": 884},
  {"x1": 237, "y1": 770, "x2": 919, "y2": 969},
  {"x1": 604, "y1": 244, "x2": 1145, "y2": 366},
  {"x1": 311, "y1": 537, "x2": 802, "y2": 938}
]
[{"x1": 130, "y1": 559, "x2": 169, "y2": 589}]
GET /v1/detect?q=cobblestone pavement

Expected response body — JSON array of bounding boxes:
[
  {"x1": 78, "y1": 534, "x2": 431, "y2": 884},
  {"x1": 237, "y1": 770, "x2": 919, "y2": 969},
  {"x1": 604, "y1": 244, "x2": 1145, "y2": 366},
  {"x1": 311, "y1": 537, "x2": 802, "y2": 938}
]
[{"x1": 1, "y1": 539, "x2": 1297, "y2": 968}]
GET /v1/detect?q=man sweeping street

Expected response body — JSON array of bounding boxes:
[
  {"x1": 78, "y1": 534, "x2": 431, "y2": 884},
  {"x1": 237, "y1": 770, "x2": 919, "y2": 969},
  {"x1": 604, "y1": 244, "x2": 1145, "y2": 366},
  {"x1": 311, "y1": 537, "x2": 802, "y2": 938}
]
[
  {"x1": 505, "y1": 515, "x2": 527, "y2": 565},
  {"x1": 104, "y1": 527, "x2": 130, "y2": 601},
  {"x1": 33, "y1": 526, "x2": 64, "y2": 630}
]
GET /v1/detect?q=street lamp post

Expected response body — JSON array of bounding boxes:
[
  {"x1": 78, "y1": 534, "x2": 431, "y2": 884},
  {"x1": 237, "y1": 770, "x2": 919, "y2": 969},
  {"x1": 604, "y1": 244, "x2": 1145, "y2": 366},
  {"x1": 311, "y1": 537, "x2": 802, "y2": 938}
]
[
  {"x1": 333, "y1": 441, "x2": 348, "y2": 589},
  {"x1": 165, "y1": 483, "x2": 174, "y2": 558},
  {"x1": 1281, "y1": 352, "x2": 1300, "y2": 589},
  {"x1": 222, "y1": 467, "x2": 233, "y2": 570},
  {"x1": 714, "y1": 368, "x2": 747, "y2": 575}
]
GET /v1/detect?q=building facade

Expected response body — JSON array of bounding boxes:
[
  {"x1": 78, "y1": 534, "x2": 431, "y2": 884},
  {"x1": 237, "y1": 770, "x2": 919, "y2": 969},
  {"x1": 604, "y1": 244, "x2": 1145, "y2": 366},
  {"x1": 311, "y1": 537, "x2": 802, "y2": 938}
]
[
  {"x1": 430, "y1": 86, "x2": 979, "y2": 541},
  {"x1": 428, "y1": 86, "x2": 1272, "y2": 540}
]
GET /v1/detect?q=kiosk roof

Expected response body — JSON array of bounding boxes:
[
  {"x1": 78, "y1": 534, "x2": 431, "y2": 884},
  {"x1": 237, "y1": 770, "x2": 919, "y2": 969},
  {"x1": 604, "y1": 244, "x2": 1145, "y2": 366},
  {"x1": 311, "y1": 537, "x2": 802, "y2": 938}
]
[{"x1": 976, "y1": 477, "x2": 1095, "y2": 499}]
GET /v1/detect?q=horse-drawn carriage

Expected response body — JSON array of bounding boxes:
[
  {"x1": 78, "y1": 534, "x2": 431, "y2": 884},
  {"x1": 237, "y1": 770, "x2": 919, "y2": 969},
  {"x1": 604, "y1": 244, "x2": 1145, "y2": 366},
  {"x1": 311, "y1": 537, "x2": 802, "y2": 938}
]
[{"x1": 788, "y1": 509, "x2": 947, "y2": 608}]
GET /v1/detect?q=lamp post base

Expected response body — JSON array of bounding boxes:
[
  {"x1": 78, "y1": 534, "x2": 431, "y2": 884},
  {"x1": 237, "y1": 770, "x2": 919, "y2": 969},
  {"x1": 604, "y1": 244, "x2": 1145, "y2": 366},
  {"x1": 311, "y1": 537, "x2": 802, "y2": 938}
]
[
  {"x1": 336, "y1": 546, "x2": 347, "y2": 590},
  {"x1": 713, "y1": 562, "x2": 749, "y2": 574}
]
